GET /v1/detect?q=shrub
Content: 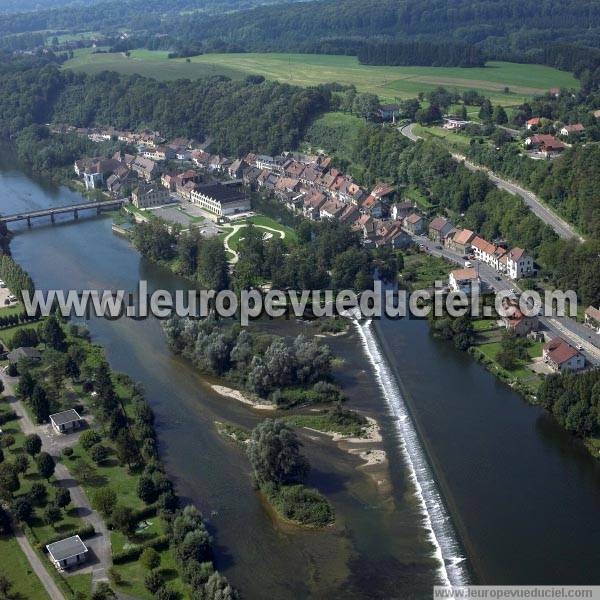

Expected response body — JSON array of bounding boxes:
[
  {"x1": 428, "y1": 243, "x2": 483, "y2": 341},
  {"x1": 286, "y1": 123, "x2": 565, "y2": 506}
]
[
  {"x1": 140, "y1": 547, "x2": 160, "y2": 570},
  {"x1": 80, "y1": 430, "x2": 101, "y2": 450},
  {"x1": 42, "y1": 523, "x2": 95, "y2": 549},
  {"x1": 144, "y1": 570, "x2": 163, "y2": 594},
  {"x1": 89, "y1": 444, "x2": 109, "y2": 464}
]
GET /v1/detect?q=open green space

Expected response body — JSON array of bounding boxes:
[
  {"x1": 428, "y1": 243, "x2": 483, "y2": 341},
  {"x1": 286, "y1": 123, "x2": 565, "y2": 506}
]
[
  {"x1": 0, "y1": 535, "x2": 48, "y2": 599},
  {"x1": 63, "y1": 50, "x2": 579, "y2": 105},
  {"x1": 412, "y1": 123, "x2": 475, "y2": 150}
]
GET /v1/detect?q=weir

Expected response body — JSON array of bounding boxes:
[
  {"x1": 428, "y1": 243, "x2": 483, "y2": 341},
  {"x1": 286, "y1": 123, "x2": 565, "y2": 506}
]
[{"x1": 355, "y1": 319, "x2": 470, "y2": 587}]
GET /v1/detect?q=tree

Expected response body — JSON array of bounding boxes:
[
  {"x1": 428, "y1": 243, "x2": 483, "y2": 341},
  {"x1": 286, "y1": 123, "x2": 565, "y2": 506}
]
[
  {"x1": 16, "y1": 371, "x2": 35, "y2": 401},
  {"x1": 246, "y1": 419, "x2": 309, "y2": 486},
  {"x1": 0, "y1": 576, "x2": 14, "y2": 600},
  {"x1": 29, "y1": 482, "x2": 47, "y2": 504},
  {"x1": 111, "y1": 505, "x2": 135, "y2": 536},
  {"x1": 0, "y1": 507, "x2": 11, "y2": 535},
  {"x1": 39, "y1": 315, "x2": 66, "y2": 351},
  {"x1": 13, "y1": 454, "x2": 29, "y2": 474},
  {"x1": 36, "y1": 452, "x2": 55, "y2": 480},
  {"x1": 55, "y1": 488, "x2": 71, "y2": 509},
  {"x1": 137, "y1": 476, "x2": 158, "y2": 505},
  {"x1": 0, "y1": 463, "x2": 19, "y2": 498},
  {"x1": 24, "y1": 433, "x2": 42, "y2": 457},
  {"x1": 80, "y1": 430, "x2": 102, "y2": 450},
  {"x1": 1, "y1": 435, "x2": 14, "y2": 451},
  {"x1": 12, "y1": 496, "x2": 33, "y2": 523},
  {"x1": 352, "y1": 93, "x2": 380, "y2": 120},
  {"x1": 43, "y1": 503, "x2": 62, "y2": 528},
  {"x1": 140, "y1": 547, "x2": 160, "y2": 571},
  {"x1": 89, "y1": 444, "x2": 109, "y2": 464},
  {"x1": 0, "y1": 448, "x2": 3, "y2": 464},
  {"x1": 493, "y1": 105, "x2": 508, "y2": 125},
  {"x1": 478, "y1": 98, "x2": 493, "y2": 122},
  {"x1": 30, "y1": 385, "x2": 49, "y2": 424},
  {"x1": 92, "y1": 488, "x2": 117, "y2": 516},
  {"x1": 154, "y1": 587, "x2": 180, "y2": 600},
  {"x1": 91, "y1": 582, "x2": 116, "y2": 600},
  {"x1": 203, "y1": 572, "x2": 239, "y2": 600},
  {"x1": 144, "y1": 570, "x2": 163, "y2": 594}
]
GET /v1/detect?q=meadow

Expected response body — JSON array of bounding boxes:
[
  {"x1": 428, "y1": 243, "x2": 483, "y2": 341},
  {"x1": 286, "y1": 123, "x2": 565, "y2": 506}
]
[{"x1": 64, "y1": 50, "x2": 579, "y2": 105}]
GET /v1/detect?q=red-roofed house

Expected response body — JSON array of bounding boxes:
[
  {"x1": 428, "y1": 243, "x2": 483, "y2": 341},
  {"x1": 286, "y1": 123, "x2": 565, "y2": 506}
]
[
  {"x1": 449, "y1": 268, "x2": 480, "y2": 295},
  {"x1": 403, "y1": 212, "x2": 426, "y2": 234},
  {"x1": 446, "y1": 228, "x2": 476, "y2": 254},
  {"x1": 543, "y1": 337, "x2": 585, "y2": 372},
  {"x1": 525, "y1": 117, "x2": 541, "y2": 130}
]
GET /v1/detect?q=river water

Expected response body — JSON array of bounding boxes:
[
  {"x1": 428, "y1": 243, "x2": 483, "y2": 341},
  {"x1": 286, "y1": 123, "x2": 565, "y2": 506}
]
[{"x1": 2, "y1": 158, "x2": 600, "y2": 597}]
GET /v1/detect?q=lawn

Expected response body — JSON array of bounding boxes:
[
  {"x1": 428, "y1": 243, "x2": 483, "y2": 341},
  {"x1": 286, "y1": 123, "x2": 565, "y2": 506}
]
[
  {"x1": 302, "y1": 111, "x2": 364, "y2": 164},
  {"x1": 412, "y1": 123, "x2": 475, "y2": 150},
  {"x1": 0, "y1": 535, "x2": 48, "y2": 599},
  {"x1": 62, "y1": 51, "x2": 579, "y2": 105},
  {"x1": 402, "y1": 254, "x2": 453, "y2": 290}
]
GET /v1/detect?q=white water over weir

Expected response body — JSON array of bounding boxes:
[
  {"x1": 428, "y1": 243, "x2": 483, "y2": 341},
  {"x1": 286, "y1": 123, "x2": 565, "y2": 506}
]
[{"x1": 355, "y1": 319, "x2": 470, "y2": 586}]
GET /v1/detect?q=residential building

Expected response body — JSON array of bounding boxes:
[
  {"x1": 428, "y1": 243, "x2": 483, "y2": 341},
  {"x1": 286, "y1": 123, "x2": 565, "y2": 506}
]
[
  {"x1": 378, "y1": 104, "x2": 400, "y2": 122},
  {"x1": 190, "y1": 183, "x2": 251, "y2": 217},
  {"x1": 361, "y1": 195, "x2": 384, "y2": 218},
  {"x1": 443, "y1": 118, "x2": 469, "y2": 130},
  {"x1": 391, "y1": 201, "x2": 414, "y2": 221},
  {"x1": 403, "y1": 212, "x2": 426, "y2": 235},
  {"x1": 302, "y1": 191, "x2": 327, "y2": 220},
  {"x1": 525, "y1": 117, "x2": 541, "y2": 129},
  {"x1": 525, "y1": 134, "x2": 566, "y2": 156},
  {"x1": 505, "y1": 247, "x2": 534, "y2": 279},
  {"x1": 428, "y1": 216, "x2": 454, "y2": 242},
  {"x1": 228, "y1": 159, "x2": 249, "y2": 179},
  {"x1": 501, "y1": 300, "x2": 539, "y2": 336},
  {"x1": 132, "y1": 184, "x2": 171, "y2": 209},
  {"x1": 46, "y1": 536, "x2": 88, "y2": 570},
  {"x1": 7, "y1": 347, "x2": 41, "y2": 364},
  {"x1": 449, "y1": 268, "x2": 480, "y2": 295},
  {"x1": 560, "y1": 124, "x2": 585, "y2": 136},
  {"x1": 320, "y1": 199, "x2": 346, "y2": 220},
  {"x1": 143, "y1": 146, "x2": 175, "y2": 161},
  {"x1": 543, "y1": 337, "x2": 585, "y2": 372},
  {"x1": 584, "y1": 306, "x2": 600, "y2": 333},
  {"x1": 49, "y1": 409, "x2": 84, "y2": 434},
  {"x1": 446, "y1": 228, "x2": 476, "y2": 254},
  {"x1": 132, "y1": 156, "x2": 159, "y2": 182}
]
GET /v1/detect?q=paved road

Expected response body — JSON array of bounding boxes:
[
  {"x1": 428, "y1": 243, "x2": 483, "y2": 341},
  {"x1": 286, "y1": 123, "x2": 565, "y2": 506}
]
[
  {"x1": 398, "y1": 123, "x2": 583, "y2": 242},
  {"x1": 410, "y1": 234, "x2": 600, "y2": 366},
  {"x1": 0, "y1": 370, "x2": 113, "y2": 591}
]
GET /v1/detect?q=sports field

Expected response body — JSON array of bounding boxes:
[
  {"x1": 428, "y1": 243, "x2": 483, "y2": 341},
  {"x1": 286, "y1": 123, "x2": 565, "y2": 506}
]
[{"x1": 64, "y1": 50, "x2": 579, "y2": 105}]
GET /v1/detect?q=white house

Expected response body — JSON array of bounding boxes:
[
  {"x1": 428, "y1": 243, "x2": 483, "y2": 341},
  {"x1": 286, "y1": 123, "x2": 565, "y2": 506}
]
[
  {"x1": 543, "y1": 337, "x2": 585, "y2": 372},
  {"x1": 505, "y1": 247, "x2": 534, "y2": 279},
  {"x1": 49, "y1": 409, "x2": 84, "y2": 434},
  {"x1": 46, "y1": 536, "x2": 88, "y2": 570},
  {"x1": 449, "y1": 267, "x2": 480, "y2": 295}
]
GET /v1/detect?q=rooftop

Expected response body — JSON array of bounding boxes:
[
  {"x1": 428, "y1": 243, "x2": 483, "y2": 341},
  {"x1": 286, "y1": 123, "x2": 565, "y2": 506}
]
[
  {"x1": 194, "y1": 183, "x2": 247, "y2": 205},
  {"x1": 50, "y1": 409, "x2": 82, "y2": 426},
  {"x1": 544, "y1": 337, "x2": 580, "y2": 365},
  {"x1": 46, "y1": 535, "x2": 88, "y2": 562}
]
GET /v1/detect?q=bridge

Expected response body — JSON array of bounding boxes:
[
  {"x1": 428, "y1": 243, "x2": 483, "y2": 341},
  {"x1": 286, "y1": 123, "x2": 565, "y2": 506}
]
[{"x1": 0, "y1": 199, "x2": 128, "y2": 227}]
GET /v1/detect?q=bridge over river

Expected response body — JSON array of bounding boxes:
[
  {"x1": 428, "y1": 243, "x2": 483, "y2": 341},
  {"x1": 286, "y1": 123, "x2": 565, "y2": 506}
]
[{"x1": 0, "y1": 198, "x2": 127, "y2": 226}]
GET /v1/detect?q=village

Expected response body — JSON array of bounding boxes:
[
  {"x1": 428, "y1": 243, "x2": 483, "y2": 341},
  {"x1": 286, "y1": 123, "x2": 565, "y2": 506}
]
[{"x1": 64, "y1": 123, "x2": 600, "y2": 378}]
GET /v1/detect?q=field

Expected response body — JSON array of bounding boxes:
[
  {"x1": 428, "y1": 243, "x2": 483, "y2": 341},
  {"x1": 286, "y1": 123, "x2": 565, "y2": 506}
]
[
  {"x1": 63, "y1": 50, "x2": 579, "y2": 105},
  {"x1": 0, "y1": 535, "x2": 48, "y2": 599}
]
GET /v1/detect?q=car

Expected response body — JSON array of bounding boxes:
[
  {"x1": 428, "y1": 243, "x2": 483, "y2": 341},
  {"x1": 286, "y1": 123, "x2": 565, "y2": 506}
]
[
  {"x1": 464, "y1": 261, "x2": 472, "y2": 268},
  {"x1": 435, "y1": 245, "x2": 442, "y2": 250},
  {"x1": 495, "y1": 276, "x2": 501, "y2": 281},
  {"x1": 511, "y1": 288, "x2": 519, "y2": 294},
  {"x1": 576, "y1": 344, "x2": 584, "y2": 351}
]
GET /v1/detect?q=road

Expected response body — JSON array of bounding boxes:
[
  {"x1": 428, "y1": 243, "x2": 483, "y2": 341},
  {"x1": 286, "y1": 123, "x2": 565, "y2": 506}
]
[
  {"x1": 410, "y1": 233, "x2": 600, "y2": 366},
  {"x1": 0, "y1": 370, "x2": 113, "y2": 592},
  {"x1": 398, "y1": 123, "x2": 583, "y2": 242}
]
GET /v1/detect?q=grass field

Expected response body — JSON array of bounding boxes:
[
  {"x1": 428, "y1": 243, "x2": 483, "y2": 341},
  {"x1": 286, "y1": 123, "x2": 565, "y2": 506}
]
[
  {"x1": 63, "y1": 50, "x2": 579, "y2": 105},
  {"x1": 0, "y1": 535, "x2": 48, "y2": 599}
]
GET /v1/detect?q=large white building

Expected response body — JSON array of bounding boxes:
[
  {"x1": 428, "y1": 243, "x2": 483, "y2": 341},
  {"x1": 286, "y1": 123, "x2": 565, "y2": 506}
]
[
  {"x1": 190, "y1": 183, "x2": 251, "y2": 217},
  {"x1": 505, "y1": 247, "x2": 534, "y2": 280}
]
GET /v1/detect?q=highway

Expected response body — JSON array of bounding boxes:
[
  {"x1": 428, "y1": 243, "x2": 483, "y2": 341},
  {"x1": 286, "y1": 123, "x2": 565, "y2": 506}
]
[{"x1": 398, "y1": 123, "x2": 583, "y2": 242}]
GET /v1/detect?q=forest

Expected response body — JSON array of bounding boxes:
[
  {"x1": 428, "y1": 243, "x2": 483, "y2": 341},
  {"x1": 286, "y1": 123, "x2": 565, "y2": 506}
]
[{"x1": 0, "y1": 55, "x2": 332, "y2": 156}]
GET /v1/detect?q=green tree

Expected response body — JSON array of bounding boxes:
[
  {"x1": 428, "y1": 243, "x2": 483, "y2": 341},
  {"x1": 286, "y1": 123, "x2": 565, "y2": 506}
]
[
  {"x1": 246, "y1": 419, "x2": 309, "y2": 486},
  {"x1": 140, "y1": 547, "x2": 160, "y2": 571},
  {"x1": 89, "y1": 444, "x2": 109, "y2": 464},
  {"x1": 30, "y1": 385, "x2": 49, "y2": 423},
  {"x1": 39, "y1": 315, "x2": 66, "y2": 351},
  {"x1": 92, "y1": 488, "x2": 117, "y2": 516},
  {"x1": 13, "y1": 454, "x2": 29, "y2": 475},
  {"x1": 137, "y1": 476, "x2": 158, "y2": 505},
  {"x1": 493, "y1": 105, "x2": 508, "y2": 125},
  {"x1": 55, "y1": 488, "x2": 71, "y2": 509},
  {"x1": 0, "y1": 463, "x2": 19, "y2": 498},
  {"x1": 111, "y1": 505, "x2": 135, "y2": 536},
  {"x1": 24, "y1": 434, "x2": 42, "y2": 457},
  {"x1": 144, "y1": 570, "x2": 163, "y2": 594},
  {"x1": 12, "y1": 496, "x2": 33, "y2": 523},
  {"x1": 36, "y1": 452, "x2": 55, "y2": 481},
  {"x1": 80, "y1": 430, "x2": 102, "y2": 450}
]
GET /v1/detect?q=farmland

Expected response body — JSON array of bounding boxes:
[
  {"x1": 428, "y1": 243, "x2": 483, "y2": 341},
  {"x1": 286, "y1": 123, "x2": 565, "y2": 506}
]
[{"x1": 63, "y1": 50, "x2": 579, "y2": 106}]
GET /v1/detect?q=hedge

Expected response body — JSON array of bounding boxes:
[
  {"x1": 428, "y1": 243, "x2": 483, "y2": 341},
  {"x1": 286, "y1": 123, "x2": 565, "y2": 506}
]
[{"x1": 112, "y1": 534, "x2": 171, "y2": 564}]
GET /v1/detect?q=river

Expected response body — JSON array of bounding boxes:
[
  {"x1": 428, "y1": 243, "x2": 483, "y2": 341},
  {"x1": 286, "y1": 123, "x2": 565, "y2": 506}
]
[{"x1": 2, "y1": 158, "x2": 600, "y2": 597}]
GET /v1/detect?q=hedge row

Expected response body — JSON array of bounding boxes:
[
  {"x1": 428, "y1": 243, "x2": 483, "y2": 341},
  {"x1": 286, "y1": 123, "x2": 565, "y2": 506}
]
[{"x1": 112, "y1": 534, "x2": 170, "y2": 564}]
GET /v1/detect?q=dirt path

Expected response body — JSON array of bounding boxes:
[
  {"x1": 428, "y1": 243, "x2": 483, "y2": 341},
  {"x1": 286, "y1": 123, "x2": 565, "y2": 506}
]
[{"x1": 223, "y1": 222, "x2": 286, "y2": 264}]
